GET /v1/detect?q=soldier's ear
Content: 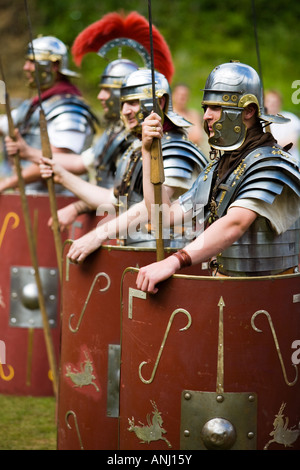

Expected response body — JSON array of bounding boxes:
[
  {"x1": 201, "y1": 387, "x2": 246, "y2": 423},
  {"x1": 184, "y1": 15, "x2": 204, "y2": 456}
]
[
  {"x1": 158, "y1": 96, "x2": 166, "y2": 112},
  {"x1": 243, "y1": 103, "x2": 257, "y2": 120}
]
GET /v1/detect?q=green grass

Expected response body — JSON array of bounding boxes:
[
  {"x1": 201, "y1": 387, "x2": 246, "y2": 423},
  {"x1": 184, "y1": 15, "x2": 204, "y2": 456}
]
[{"x1": 0, "y1": 395, "x2": 57, "y2": 450}]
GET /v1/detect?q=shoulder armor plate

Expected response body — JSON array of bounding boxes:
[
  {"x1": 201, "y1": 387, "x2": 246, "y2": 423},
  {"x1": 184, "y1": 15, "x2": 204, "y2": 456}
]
[
  {"x1": 214, "y1": 146, "x2": 300, "y2": 216},
  {"x1": 162, "y1": 132, "x2": 207, "y2": 179},
  {"x1": 44, "y1": 95, "x2": 98, "y2": 130},
  {"x1": 233, "y1": 146, "x2": 300, "y2": 205}
]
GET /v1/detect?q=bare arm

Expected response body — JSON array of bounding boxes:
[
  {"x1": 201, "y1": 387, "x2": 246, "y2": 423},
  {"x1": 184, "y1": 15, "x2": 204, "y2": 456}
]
[
  {"x1": 67, "y1": 200, "x2": 149, "y2": 263},
  {"x1": 0, "y1": 163, "x2": 42, "y2": 193},
  {"x1": 136, "y1": 206, "x2": 258, "y2": 293},
  {"x1": 5, "y1": 129, "x2": 86, "y2": 173},
  {"x1": 48, "y1": 200, "x2": 93, "y2": 231},
  {"x1": 40, "y1": 156, "x2": 113, "y2": 209}
]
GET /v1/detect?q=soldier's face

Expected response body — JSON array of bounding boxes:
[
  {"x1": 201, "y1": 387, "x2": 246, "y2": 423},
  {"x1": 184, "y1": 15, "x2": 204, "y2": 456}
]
[
  {"x1": 98, "y1": 87, "x2": 111, "y2": 112},
  {"x1": 203, "y1": 105, "x2": 222, "y2": 137},
  {"x1": 121, "y1": 99, "x2": 140, "y2": 130},
  {"x1": 23, "y1": 59, "x2": 36, "y2": 87}
]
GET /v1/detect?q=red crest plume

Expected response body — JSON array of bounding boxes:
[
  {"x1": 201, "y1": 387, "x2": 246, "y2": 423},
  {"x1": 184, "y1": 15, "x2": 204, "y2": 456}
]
[{"x1": 71, "y1": 11, "x2": 174, "y2": 83}]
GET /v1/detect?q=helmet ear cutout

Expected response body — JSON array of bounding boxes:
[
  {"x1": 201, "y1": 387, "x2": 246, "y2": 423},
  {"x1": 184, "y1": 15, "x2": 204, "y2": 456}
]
[{"x1": 238, "y1": 94, "x2": 260, "y2": 111}]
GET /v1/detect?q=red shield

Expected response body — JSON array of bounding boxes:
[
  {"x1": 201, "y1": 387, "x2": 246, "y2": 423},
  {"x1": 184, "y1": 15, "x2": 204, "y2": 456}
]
[
  {"x1": 119, "y1": 270, "x2": 300, "y2": 450},
  {"x1": 57, "y1": 244, "x2": 201, "y2": 450},
  {"x1": 0, "y1": 193, "x2": 77, "y2": 396}
]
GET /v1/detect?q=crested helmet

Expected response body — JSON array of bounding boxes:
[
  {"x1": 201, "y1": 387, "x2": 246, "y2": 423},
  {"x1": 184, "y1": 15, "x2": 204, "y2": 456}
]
[{"x1": 70, "y1": 11, "x2": 176, "y2": 126}]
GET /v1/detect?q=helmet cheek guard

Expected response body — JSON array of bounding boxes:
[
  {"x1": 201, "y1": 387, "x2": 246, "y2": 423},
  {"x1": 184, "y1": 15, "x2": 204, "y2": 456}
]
[
  {"x1": 33, "y1": 60, "x2": 56, "y2": 90},
  {"x1": 209, "y1": 108, "x2": 247, "y2": 151},
  {"x1": 107, "y1": 90, "x2": 120, "y2": 120}
]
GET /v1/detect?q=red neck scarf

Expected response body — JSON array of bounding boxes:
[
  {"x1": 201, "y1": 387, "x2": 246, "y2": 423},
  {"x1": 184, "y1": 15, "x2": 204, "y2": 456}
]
[
  {"x1": 30, "y1": 79, "x2": 82, "y2": 108},
  {"x1": 216, "y1": 122, "x2": 276, "y2": 181}
]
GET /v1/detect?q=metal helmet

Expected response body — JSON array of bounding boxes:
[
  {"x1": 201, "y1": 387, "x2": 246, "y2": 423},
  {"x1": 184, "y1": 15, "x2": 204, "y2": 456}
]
[
  {"x1": 25, "y1": 36, "x2": 79, "y2": 89},
  {"x1": 99, "y1": 59, "x2": 139, "y2": 120},
  {"x1": 120, "y1": 68, "x2": 191, "y2": 133},
  {"x1": 202, "y1": 61, "x2": 289, "y2": 151}
]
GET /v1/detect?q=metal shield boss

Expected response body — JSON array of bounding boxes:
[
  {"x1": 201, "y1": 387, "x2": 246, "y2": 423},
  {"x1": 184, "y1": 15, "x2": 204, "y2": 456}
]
[{"x1": 119, "y1": 270, "x2": 300, "y2": 451}]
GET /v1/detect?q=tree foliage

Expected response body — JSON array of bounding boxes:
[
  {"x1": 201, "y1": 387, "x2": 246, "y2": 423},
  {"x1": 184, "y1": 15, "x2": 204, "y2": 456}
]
[{"x1": 1, "y1": 0, "x2": 299, "y2": 114}]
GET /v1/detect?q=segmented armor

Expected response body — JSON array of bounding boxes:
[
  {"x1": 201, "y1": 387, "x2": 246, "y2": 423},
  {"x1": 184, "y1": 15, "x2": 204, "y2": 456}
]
[
  {"x1": 180, "y1": 144, "x2": 300, "y2": 275},
  {"x1": 14, "y1": 95, "x2": 96, "y2": 150},
  {"x1": 12, "y1": 94, "x2": 97, "y2": 192},
  {"x1": 114, "y1": 129, "x2": 207, "y2": 247},
  {"x1": 93, "y1": 125, "x2": 135, "y2": 190}
]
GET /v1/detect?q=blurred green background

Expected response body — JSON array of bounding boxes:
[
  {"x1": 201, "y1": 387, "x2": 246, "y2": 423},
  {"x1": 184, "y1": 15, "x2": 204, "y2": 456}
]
[{"x1": 1, "y1": 0, "x2": 299, "y2": 117}]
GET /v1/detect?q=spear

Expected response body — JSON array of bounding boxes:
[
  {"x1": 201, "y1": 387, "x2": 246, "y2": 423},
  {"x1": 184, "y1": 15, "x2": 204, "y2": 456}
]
[
  {"x1": 0, "y1": 58, "x2": 58, "y2": 397},
  {"x1": 148, "y1": 0, "x2": 165, "y2": 261},
  {"x1": 23, "y1": 0, "x2": 63, "y2": 280}
]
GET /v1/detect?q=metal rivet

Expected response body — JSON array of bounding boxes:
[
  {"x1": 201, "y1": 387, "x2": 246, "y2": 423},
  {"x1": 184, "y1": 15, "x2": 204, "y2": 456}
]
[
  {"x1": 184, "y1": 392, "x2": 192, "y2": 400},
  {"x1": 184, "y1": 429, "x2": 190, "y2": 437},
  {"x1": 216, "y1": 394, "x2": 224, "y2": 403},
  {"x1": 247, "y1": 431, "x2": 255, "y2": 439}
]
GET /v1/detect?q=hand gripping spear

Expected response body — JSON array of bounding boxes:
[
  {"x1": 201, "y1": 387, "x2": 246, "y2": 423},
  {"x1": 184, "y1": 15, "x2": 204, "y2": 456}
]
[
  {"x1": 148, "y1": 0, "x2": 165, "y2": 262},
  {"x1": 0, "y1": 58, "x2": 58, "y2": 397},
  {"x1": 24, "y1": 0, "x2": 63, "y2": 281}
]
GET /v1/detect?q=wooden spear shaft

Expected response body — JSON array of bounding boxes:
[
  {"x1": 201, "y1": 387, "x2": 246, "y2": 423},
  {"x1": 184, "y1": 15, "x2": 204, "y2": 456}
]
[
  {"x1": 148, "y1": 0, "x2": 165, "y2": 262},
  {"x1": 23, "y1": 0, "x2": 62, "y2": 280},
  {"x1": 150, "y1": 139, "x2": 165, "y2": 261},
  {"x1": 39, "y1": 109, "x2": 63, "y2": 280},
  {"x1": 1, "y1": 61, "x2": 58, "y2": 396}
]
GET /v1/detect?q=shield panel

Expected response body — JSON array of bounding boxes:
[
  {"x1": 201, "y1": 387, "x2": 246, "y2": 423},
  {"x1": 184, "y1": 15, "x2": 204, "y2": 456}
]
[
  {"x1": 0, "y1": 193, "x2": 76, "y2": 396},
  {"x1": 119, "y1": 270, "x2": 300, "y2": 450},
  {"x1": 57, "y1": 243, "x2": 202, "y2": 450}
]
